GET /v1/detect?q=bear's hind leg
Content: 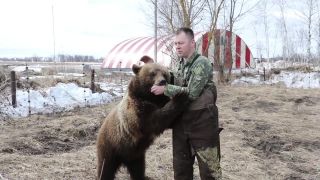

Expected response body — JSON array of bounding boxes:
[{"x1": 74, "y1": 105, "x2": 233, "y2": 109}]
[
  {"x1": 125, "y1": 156, "x2": 146, "y2": 180},
  {"x1": 98, "y1": 157, "x2": 121, "y2": 180}
]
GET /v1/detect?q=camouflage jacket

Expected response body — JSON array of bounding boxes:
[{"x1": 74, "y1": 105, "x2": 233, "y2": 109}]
[{"x1": 164, "y1": 52, "x2": 214, "y2": 100}]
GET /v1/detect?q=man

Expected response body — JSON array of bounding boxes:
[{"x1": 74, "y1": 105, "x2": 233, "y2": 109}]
[{"x1": 151, "y1": 27, "x2": 221, "y2": 180}]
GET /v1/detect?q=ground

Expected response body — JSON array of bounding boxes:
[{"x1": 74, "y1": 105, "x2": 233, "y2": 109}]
[{"x1": 0, "y1": 85, "x2": 319, "y2": 180}]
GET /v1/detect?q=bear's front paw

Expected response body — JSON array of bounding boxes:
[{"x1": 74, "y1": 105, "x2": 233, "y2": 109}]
[
  {"x1": 172, "y1": 91, "x2": 190, "y2": 106},
  {"x1": 145, "y1": 176, "x2": 154, "y2": 180}
]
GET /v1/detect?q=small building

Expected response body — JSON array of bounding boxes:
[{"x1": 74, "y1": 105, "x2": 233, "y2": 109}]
[{"x1": 101, "y1": 30, "x2": 254, "y2": 70}]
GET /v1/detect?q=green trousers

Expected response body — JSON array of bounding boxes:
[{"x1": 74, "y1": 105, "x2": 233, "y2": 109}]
[{"x1": 172, "y1": 103, "x2": 222, "y2": 180}]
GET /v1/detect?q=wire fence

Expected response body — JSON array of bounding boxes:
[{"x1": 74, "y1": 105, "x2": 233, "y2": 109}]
[
  {"x1": 227, "y1": 62, "x2": 319, "y2": 89},
  {"x1": 0, "y1": 60, "x2": 319, "y2": 119},
  {"x1": 0, "y1": 62, "x2": 133, "y2": 119}
]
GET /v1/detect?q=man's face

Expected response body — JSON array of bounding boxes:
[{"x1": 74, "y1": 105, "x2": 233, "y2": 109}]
[{"x1": 174, "y1": 32, "x2": 195, "y2": 59}]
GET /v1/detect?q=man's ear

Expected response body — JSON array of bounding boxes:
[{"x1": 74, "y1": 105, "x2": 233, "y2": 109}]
[
  {"x1": 132, "y1": 64, "x2": 141, "y2": 75},
  {"x1": 140, "y1": 56, "x2": 154, "y2": 64}
]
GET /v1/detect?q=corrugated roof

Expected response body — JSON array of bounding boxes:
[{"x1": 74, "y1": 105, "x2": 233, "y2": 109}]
[{"x1": 101, "y1": 30, "x2": 254, "y2": 69}]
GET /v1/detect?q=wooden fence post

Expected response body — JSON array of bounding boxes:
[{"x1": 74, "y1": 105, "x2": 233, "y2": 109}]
[
  {"x1": 11, "y1": 71, "x2": 17, "y2": 108},
  {"x1": 91, "y1": 69, "x2": 95, "y2": 93}
]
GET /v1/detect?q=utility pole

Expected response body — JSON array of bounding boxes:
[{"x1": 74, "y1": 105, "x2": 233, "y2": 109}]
[
  {"x1": 52, "y1": 5, "x2": 56, "y2": 63},
  {"x1": 154, "y1": 0, "x2": 158, "y2": 62}
]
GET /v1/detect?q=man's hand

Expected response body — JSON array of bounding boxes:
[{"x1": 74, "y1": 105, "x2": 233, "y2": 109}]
[{"x1": 151, "y1": 85, "x2": 165, "y2": 95}]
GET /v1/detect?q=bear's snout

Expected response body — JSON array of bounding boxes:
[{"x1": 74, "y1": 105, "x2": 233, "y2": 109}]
[{"x1": 157, "y1": 79, "x2": 167, "y2": 86}]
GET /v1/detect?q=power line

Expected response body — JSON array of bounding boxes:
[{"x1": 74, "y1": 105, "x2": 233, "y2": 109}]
[
  {"x1": 52, "y1": 5, "x2": 56, "y2": 63},
  {"x1": 154, "y1": 0, "x2": 158, "y2": 63}
]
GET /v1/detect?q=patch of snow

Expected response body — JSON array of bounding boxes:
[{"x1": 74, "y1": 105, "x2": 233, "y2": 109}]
[
  {"x1": 232, "y1": 71, "x2": 320, "y2": 89},
  {"x1": 0, "y1": 83, "x2": 118, "y2": 118},
  {"x1": 57, "y1": 73, "x2": 85, "y2": 77},
  {"x1": 231, "y1": 76, "x2": 261, "y2": 86},
  {"x1": 11, "y1": 66, "x2": 42, "y2": 73},
  {"x1": 19, "y1": 75, "x2": 68, "y2": 80},
  {"x1": 272, "y1": 71, "x2": 320, "y2": 89}
]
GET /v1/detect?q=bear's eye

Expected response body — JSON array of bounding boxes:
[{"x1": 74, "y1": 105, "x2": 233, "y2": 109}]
[{"x1": 150, "y1": 72, "x2": 156, "y2": 77}]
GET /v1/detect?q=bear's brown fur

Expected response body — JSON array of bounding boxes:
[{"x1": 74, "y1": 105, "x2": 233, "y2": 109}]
[{"x1": 96, "y1": 62, "x2": 189, "y2": 180}]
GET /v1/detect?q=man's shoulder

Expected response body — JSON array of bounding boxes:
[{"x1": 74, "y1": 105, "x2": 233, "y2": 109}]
[{"x1": 194, "y1": 55, "x2": 212, "y2": 66}]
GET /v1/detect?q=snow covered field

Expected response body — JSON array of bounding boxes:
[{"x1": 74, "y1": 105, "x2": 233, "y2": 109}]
[
  {"x1": 232, "y1": 71, "x2": 320, "y2": 89},
  {"x1": 1, "y1": 61, "x2": 319, "y2": 118},
  {"x1": 0, "y1": 83, "x2": 122, "y2": 117}
]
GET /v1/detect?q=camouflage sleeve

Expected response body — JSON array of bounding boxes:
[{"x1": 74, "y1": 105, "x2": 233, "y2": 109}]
[
  {"x1": 164, "y1": 57, "x2": 212, "y2": 100},
  {"x1": 187, "y1": 58, "x2": 212, "y2": 100},
  {"x1": 164, "y1": 84, "x2": 188, "y2": 97},
  {"x1": 164, "y1": 62, "x2": 187, "y2": 97}
]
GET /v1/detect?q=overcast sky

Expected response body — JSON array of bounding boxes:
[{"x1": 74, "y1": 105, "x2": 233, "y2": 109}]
[
  {"x1": 0, "y1": 0, "x2": 317, "y2": 59},
  {"x1": 0, "y1": 0, "x2": 151, "y2": 58}
]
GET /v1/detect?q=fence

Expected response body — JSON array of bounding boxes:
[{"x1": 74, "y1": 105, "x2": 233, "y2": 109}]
[
  {"x1": 229, "y1": 63, "x2": 318, "y2": 89},
  {"x1": 1, "y1": 60, "x2": 319, "y2": 118},
  {"x1": 0, "y1": 62, "x2": 133, "y2": 118}
]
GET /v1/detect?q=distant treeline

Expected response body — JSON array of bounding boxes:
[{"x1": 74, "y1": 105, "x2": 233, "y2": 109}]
[{"x1": 0, "y1": 54, "x2": 104, "y2": 62}]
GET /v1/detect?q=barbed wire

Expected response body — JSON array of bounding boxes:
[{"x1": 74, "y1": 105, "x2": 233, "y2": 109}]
[
  {"x1": 82, "y1": 63, "x2": 88, "y2": 107},
  {"x1": 1, "y1": 61, "x2": 318, "y2": 119},
  {"x1": 25, "y1": 62, "x2": 31, "y2": 117}
]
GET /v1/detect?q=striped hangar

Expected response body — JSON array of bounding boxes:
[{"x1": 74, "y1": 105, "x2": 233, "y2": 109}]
[{"x1": 101, "y1": 30, "x2": 254, "y2": 70}]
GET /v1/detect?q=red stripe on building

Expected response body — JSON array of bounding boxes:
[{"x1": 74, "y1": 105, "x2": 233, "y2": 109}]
[
  {"x1": 214, "y1": 30, "x2": 220, "y2": 67},
  {"x1": 245, "y1": 46, "x2": 250, "y2": 67},
  {"x1": 155, "y1": 35, "x2": 174, "y2": 53},
  {"x1": 125, "y1": 37, "x2": 148, "y2": 53},
  {"x1": 124, "y1": 37, "x2": 154, "y2": 68},
  {"x1": 108, "y1": 37, "x2": 142, "y2": 68},
  {"x1": 123, "y1": 37, "x2": 148, "y2": 67},
  {"x1": 144, "y1": 35, "x2": 174, "y2": 64},
  {"x1": 235, "y1": 35, "x2": 241, "y2": 68},
  {"x1": 102, "y1": 38, "x2": 134, "y2": 68},
  {"x1": 202, "y1": 33, "x2": 209, "y2": 57},
  {"x1": 142, "y1": 38, "x2": 157, "y2": 54},
  {"x1": 225, "y1": 30, "x2": 231, "y2": 69},
  {"x1": 143, "y1": 38, "x2": 158, "y2": 55},
  {"x1": 133, "y1": 37, "x2": 154, "y2": 53},
  {"x1": 147, "y1": 33, "x2": 177, "y2": 54}
]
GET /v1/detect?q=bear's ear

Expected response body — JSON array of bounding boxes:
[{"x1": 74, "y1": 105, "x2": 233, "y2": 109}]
[
  {"x1": 140, "y1": 56, "x2": 154, "y2": 64},
  {"x1": 132, "y1": 64, "x2": 141, "y2": 75}
]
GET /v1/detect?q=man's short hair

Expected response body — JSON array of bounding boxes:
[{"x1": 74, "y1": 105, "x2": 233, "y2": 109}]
[{"x1": 175, "y1": 27, "x2": 194, "y2": 40}]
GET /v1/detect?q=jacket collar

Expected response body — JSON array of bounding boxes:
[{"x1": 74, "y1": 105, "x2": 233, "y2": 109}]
[{"x1": 184, "y1": 51, "x2": 198, "y2": 66}]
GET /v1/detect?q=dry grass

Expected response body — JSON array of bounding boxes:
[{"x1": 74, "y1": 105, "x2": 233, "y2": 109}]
[
  {"x1": 14, "y1": 68, "x2": 132, "y2": 90},
  {"x1": 0, "y1": 85, "x2": 319, "y2": 180},
  {"x1": 218, "y1": 85, "x2": 320, "y2": 180},
  {"x1": 0, "y1": 66, "x2": 10, "y2": 91}
]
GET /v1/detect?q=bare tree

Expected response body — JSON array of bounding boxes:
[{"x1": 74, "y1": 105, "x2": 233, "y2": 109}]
[
  {"x1": 216, "y1": 0, "x2": 259, "y2": 83},
  {"x1": 294, "y1": 0, "x2": 317, "y2": 62},
  {"x1": 296, "y1": 28, "x2": 307, "y2": 63},
  {"x1": 257, "y1": 0, "x2": 272, "y2": 62},
  {"x1": 252, "y1": 25, "x2": 263, "y2": 61},
  {"x1": 147, "y1": 0, "x2": 208, "y2": 35},
  {"x1": 277, "y1": 0, "x2": 289, "y2": 63},
  {"x1": 145, "y1": 0, "x2": 211, "y2": 68},
  {"x1": 315, "y1": 0, "x2": 320, "y2": 63},
  {"x1": 202, "y1": 0, "x2": 225, "y2": 56},
  {"x1": 305, "y1": 0, "x2": 317, "y2": 61}
]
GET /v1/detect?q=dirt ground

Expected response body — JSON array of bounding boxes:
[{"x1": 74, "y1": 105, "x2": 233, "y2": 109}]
[{"x1": 0, "y1": 85, "x2": 319, "y2": 180}]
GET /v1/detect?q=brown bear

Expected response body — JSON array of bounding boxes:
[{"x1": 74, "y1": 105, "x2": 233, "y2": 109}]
[{"x1": 96, "y1": 60, "x2": 189, "y2": 180}]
